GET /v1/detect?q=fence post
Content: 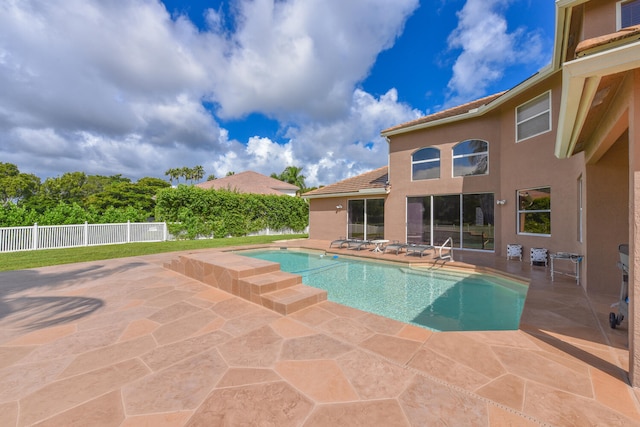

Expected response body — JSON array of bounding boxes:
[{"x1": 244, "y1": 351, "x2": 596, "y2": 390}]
[
  {"x1": 127, "y1": 220, "x2": 131, "y2": 243},
  {"x1": 84, "y1": 221, "x2": 89, "y2": 246},
  {"x1": 32, "y1": 223, "x2": 38, "y2": 250},
  {"x1": 163, "y1": 222, "x2": 167, "y2": 241}
]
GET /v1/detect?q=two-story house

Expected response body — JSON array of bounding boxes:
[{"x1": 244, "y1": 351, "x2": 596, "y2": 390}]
[{"x1": 303, "y1": 0, "x2": 640, "y2": 385}]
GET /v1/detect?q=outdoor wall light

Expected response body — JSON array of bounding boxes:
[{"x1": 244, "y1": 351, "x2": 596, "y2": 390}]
[
  {"x1": 496, "y1": 200, "x2": 506, "y2": 205},
  {"x1": 336, "y1": 204, "x2": 343, "y2": 209}
]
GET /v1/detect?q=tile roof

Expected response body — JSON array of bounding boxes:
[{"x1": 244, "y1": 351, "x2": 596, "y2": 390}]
[
  {"x1": 381, "y1": 92, "x2": 505, "y2": 135},
  {"x1": 302, "y1": 166, "x2": 388, "y2": 198},
  {"x1": 575, "y1": 24, "x2": 640, "y2": 57},
  {"x1": 195, "y1": 171, "x2": 299, "y2": 195}
]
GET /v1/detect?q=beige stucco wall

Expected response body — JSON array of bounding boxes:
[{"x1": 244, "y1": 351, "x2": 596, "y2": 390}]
[
  {"x1": 586, "y1": 134, "x2": 629, "y2": 294},
  {"x1": 386, "y1": 74, "x2": 586, "y2": 268},
  {"x1": 307, "y1": 197, "x2": 349, "y2": 240},
  {"x1": 583, "y1": 0, "x2": 618, "y2": 39}
]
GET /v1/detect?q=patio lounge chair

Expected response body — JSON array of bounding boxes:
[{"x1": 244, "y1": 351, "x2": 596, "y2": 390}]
[
  {"x1": 346, "y1": 239, "x2": 372, "y2": 250},
  {"x1": 383, "y1": 241, "x2": 408, "y2": 255},
  {"x1": 405, "y1": 243, "x2": 435, "y2": 257},
  {"x1": 329, "y1": 237, "x2": 353, "y2": 248}
]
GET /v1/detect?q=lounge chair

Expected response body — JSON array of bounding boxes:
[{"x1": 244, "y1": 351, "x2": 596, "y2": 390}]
[
  {"x1": 383, "y1": 241, "x2": 408, "y2": 255},
  {"x1": 329, "y1": 237, "x2": 352, "y2": 248},
  {"x1": 346, "y1": 239, "x2": 371, "y2": 250},
  {"x1": 405, "y1": 243, "x2": 435, "y2": 257}
]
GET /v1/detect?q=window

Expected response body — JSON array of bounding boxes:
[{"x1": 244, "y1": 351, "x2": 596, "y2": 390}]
[
  {"x1": 452, "y1": 139, "x2": 488, "y2": 177},
  {"x1": 406, "y1": 193, "x2": 494, "y2": 250},
  {"x1": 619, "y1": 0, "x2": 640, "y2": 29},
  {"x1": 412, "y1": 147, "x2": 440, "y2": 180},
  {"x1": 517, "y1": 187, "x2": 551, "y2": 236},
  {"x1": 516, "y1": 91, "x2": 551, "y2": 142},
  {"x1": 348, "y1": 199, "x2": 384, "y2": 240}
]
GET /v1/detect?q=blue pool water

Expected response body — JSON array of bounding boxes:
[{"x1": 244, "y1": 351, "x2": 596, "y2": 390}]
[{"x1": 240, "y1": 249, "x2": 528, "y2": 331}]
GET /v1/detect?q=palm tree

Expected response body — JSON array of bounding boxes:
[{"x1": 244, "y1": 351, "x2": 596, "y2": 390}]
[
  {"x1": 164, "y1": 168, "x2": 179, "y2": 185},
  {"x1": 193, "y1": 165, "x2": 205, "y2": 183},
  {"x1": 279, "y1": 166, "x2": 306, "y2": 193}
]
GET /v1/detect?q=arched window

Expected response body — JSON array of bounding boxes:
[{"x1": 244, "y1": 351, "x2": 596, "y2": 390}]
[
  {"x1": 412, "y1": 147, "x2": 440, "y2": 180},
  {"x1": 452, "y1": 139, "x2": 488, "y2": 177}
]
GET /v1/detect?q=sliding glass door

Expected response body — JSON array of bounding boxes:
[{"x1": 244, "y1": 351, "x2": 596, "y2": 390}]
[
  {"x1": 348, "y1": 199, "x2": 384, "y2": 240},
  {"x1": 406, "y1": 193, "x2": 494, "y2": 250}
]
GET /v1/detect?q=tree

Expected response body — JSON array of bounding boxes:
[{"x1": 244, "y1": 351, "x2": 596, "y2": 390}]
[
  {"x1": 206, "y1": 174, "x2": 217, "y2": 181},
  {"x1": 165, "y1": 168, "x2": 180, "y2": 185},
  {"x1": 226, "y1": 171, "x2": 235, "y2": 176},
  {"x1": 0, "y1": 163, "x2": 41, "y2": 206},
  {"x1": 192, "y1": 165, "x2": 205, "y2": 183},
  {"x1": 273, "y1": 166, "x2": 306, "y2": 194}
]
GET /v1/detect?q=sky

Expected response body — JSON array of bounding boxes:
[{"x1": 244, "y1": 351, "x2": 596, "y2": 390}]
[{"x1": 0, "y1": 0, "x2": 555, "y2": 187}]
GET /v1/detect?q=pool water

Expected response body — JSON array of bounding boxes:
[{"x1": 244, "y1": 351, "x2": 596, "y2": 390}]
[{"x1": 240, "y1": 249, "x2": 528, "y2": 331}]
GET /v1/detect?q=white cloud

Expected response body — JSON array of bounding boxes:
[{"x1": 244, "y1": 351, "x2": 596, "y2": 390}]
[
  {"x1": 206, "y1": 88, "x2": 421, "y2": 187},
  {"x1": 444, "y1": 0, "x2": 546, "y2": 107}
]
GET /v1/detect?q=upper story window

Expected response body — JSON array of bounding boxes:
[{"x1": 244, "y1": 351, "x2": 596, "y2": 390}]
[
  {"x1": 619, "y1": 0, "x2": 640, "y2": 29},
  {"x1": 452, "y1": 139, "x2": 488, "y2": 177},
  {"x1": 412, "y1": 147, "x2": 440, "y2": 180},
  {"x1": 516, "y1": 91, "x2": 551, "y2": 142}
]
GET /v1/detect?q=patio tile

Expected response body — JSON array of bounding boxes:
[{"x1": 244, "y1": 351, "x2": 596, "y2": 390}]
[
  {"x1": 217, "y1": 325, "x2": 282, "y2": 367},
  {"x1": 399, "y1": 375, "x2": 489, "y2": 426},
  {"x1": 185, "y1": 382, "x2": 314, "y2": 427},
  {"x1": 152, "y1": 310, "x2": 219, "y2": 345},
  {"x1": 59, "y1": 335, "x2": 156, "y2": 377},
  {"x1": 0, "y1": 345, "x2": 35, "y2": 369},
  {"x1": 475, "y1": 373, "x2": 526, "y2": 411},
  {"x1": 220, "y1": 308, "x2": 281, "y2": 337},
  {"x1": 216, "y1": 368, "x2": 281, "y2": 387},
  {"x1": 0, "y1": 356, "x2": 72, "y2": 402},
  {"x1": 117, "y1": 318, "x2": 160, "y2": 342},
  {"x1": 120, "y1": 411, "x2": 193, "y2": 427},
  {"x1": 407, "y1": 347, "x2": 493, "y2": 391},
  {"x1": 5, "y1": 324, "x2": 76, "y2": 346},
  {"x1": 31, "y1": 390, "x2": 124, "y2": 427},
  {"x1": 288, "y1": 305, "x2": 337, "y2": 326},
  {"x1": 355, "y1": 312, "x2": 406, "y2": 335},
  {"x1": 319, "y1": 317, "x2": 375, "y2": 344},
  {"x1": 0, "y1": 401, "x2": 18, "y2": 427},
  {"x1": 269, "y1": 316, "x2": 318, "y2": 338},
  {"x1": 123, "y1": 350, "x2": 227, "y2": 415},
  {"x1": 359, "y1": 333, "x2": 422, "y2": 365},
  {"x1": 280, "y1": 333, "x2": 353, "y2": 361},
  {"x1": 210, "y1": 297, "x2": 261, "y2": 320},
  {"x1": 141, "y1": 330, "x2": 232, "y2": 371},
  {"x1": 492, "y1": 345, "x2": 594, "y2": 397},
  {"x1": 396, "y1": 324, "x2": 433, "y2": 342},
  {"x1": 523, "y1": 381, "x2": 638, "y2": 426},
  {"x1": 337, "y1": 350, "x2": 415, "y2": 400},
  {"x1": 147, "y1": 301, "x2": 204, "y2": 324},
  {"x1": 426, "y1": 332, "x2": 507, "y2": 379},
  {"x1": 275, "y1": 359, "x2": 359, "y2": 402},
  {"x1": 19, "y1": 359, "x2": 149, "y2": 426},
  {"x1": 487, "y1": 405, "x2": 542, "y2": 427},
  {"x1": 304, "y1": 400, "x2": 410, "y2": 427}
]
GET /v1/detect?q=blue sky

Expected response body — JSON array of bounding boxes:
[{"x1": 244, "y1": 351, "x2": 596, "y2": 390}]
[{"x1": 0, "y1": 0, "x2": 555, "y2": 187}]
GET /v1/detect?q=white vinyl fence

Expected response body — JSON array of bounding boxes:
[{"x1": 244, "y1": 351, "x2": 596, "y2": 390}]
[{"x1": 0, "y1": 221, "x2": 168, "y2": 253}]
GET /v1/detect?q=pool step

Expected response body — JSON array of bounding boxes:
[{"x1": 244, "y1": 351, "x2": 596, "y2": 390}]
[{"x1": 164, "y1": 252, "x2": 327, "y2": 315}]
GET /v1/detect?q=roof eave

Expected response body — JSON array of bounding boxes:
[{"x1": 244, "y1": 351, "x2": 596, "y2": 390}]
[
  {"x1": 555, "y1": 40, "x2": 640, "y2": 158},
  {"x1": 302, "y1": 188, "x2": 389, "y2": 200}
]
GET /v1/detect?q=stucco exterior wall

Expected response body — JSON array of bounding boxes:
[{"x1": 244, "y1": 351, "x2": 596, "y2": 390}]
[
  {"x1": 307, "y1": 197, "x2": 349, "y2": 240},
  {"x1": 583, "y1": 0, "x2": 618, "y2": 39},
  {"x1": 386, "y1": 73, "x2": 586, "y2": 270},
  {"x1": 586, "y1": 134, "x2": 629, "y2": 294}
]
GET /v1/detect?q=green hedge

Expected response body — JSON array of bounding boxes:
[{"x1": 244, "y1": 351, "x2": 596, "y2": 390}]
[
  {"x1": 0, "y1": 202, "x2": 148, "y2": 227},
  {"x1": 154, "y1": 185, "x2": 309, "y2": 239}
]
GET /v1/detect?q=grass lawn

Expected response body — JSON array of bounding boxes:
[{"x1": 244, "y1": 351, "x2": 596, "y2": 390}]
[{"x1": 0, "y1": 234, "x2": 308, "y2": 272}]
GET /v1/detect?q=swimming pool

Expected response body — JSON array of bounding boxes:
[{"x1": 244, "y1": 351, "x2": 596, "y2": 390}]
[{"x1": 239, "y1": 249, "x2": 528, "y2": 331}]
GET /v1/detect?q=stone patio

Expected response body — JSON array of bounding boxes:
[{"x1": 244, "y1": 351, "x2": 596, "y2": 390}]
[{"x1": 0, "y1": 239, "x2": 639, "y2": 426}]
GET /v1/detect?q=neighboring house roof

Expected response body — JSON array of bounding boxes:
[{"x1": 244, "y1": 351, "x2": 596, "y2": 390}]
[
  {"x1": 195, "y1": 171, "x2": 299, "y2": 196},
  {"x1": 302, "y1": 167, "x2": 389, "y2": 199},
  {"x1": 381, "y1": 92, "x2": 505, "y2": 136}
]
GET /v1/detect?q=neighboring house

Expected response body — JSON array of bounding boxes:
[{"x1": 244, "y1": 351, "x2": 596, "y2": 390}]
[
  {"x1": 195, "y1": 171, "x2": 299, "y2": 196},
  {"x1": 303, "y1": 0, "x2": 640, "y2": 385}
]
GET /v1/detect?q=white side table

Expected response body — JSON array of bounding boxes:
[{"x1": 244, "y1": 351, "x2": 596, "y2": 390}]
[{"x1": 371, "y1": 240, "x2": 389, "y2": 253}]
